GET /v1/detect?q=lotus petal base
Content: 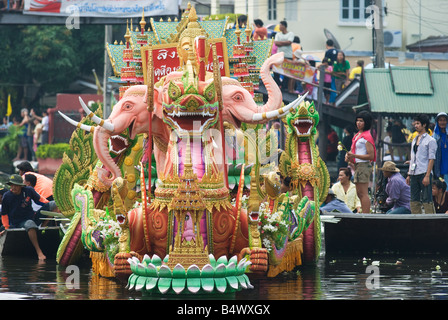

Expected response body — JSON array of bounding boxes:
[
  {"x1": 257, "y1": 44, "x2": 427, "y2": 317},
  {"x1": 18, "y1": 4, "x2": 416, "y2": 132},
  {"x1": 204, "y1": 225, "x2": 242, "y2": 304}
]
[{"x1": 126, "y1": 254, "x2": 253, "y2": 295}]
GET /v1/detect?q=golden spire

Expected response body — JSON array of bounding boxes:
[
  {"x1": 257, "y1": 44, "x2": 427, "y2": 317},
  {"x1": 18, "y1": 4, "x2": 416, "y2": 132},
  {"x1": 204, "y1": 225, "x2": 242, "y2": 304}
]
[
  {"x1": 177, "y1": 6, "x2": 206, "y2": 74},
  {"x1": 140, "y1": 8, "x2": 146, "y2": 31},
  {"x1": 235, "y1": 21, "x2": 241, "y2": 37},
  {"x1": 245, "y1": 14, "x2": 251, "y2": 40},
  {"x1": 124, "y1": 20, "x2": 131, "y2": 43}
]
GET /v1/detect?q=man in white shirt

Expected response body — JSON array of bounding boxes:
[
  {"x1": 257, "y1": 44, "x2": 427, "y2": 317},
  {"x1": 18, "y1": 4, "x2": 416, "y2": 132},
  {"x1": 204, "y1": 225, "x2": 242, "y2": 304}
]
[
  {"x1": 406, "y1": 114, "x2": 437, "y2": 213},
  {"x1": 274, "y1": 21, "x2": 294, "y2": 59},
  {"x1": 41, "y1": 111, "x2": 49, "y2": 144},
  {"x1": 274, "y1": 21, "x2": 295, "y2": 91}
]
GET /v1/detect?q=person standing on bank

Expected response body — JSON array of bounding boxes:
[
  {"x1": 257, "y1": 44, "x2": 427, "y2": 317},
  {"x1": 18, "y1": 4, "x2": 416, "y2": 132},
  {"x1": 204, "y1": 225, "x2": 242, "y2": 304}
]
[
  {"x1": 253, "y1": 19, "x2": 268, "y2": 40},
  {"x1": 0, "y1": 174, "x2": 47, "y2": 260},
  {"x1": 333, "y1": 51, "x2": 350, "y2": 93},
  {"x1": 273, "y1": 20, "x2": 295, "y2": 91},
  {"x1": 406, "y1": 114, "x2": 437, "y2": 214},
  {"x1": 345, "y1": 111, "x2": 376, "y2": 213}
]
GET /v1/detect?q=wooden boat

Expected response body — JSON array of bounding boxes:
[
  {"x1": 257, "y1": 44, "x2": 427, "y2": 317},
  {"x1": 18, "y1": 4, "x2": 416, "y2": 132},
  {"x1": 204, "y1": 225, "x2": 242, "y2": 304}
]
[
  {"x1": 322, "y1": 213, "x2": 448, "y2": 257},
  {"x1": 0, "y1": 211, "x2": 67, "y2": 258},
  {"x1": 0, "y1": 226, "x2": 62, "y2": 258}
]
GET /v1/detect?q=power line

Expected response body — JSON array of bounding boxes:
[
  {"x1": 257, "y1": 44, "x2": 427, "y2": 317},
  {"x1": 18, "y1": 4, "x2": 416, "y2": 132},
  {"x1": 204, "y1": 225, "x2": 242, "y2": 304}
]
[{"x1": 386, "y1": 9, "x2": 448, "y2": 35}]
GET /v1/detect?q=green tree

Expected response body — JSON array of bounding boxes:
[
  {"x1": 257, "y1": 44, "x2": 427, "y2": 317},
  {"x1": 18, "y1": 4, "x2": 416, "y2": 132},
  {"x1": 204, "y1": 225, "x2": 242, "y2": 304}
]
[{"x1": 0, "y1": 25, "x2": 105, "y2": 118}]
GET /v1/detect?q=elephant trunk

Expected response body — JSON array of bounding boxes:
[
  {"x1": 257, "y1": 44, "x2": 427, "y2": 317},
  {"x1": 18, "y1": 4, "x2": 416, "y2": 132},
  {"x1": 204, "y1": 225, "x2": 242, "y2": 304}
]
[
  {"x1": 251, "y1": 52, "x2": 308, "y2": 122},
  {"x1": 93, "y1": 127, "x2": 121, "y2": 187},
  {"x1": 258, "y1": 52, "x2": 284, "y2": 115}
]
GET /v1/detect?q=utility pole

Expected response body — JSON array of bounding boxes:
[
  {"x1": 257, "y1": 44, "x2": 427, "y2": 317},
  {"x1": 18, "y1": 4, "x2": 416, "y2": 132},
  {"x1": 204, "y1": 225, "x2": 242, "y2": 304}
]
[
  {"x1": 317, "y1": 64, "x2": 327, "y2": 161},
  {"x1": 374, "y1": 0, "x2": 385, "y2": 68},
  {"x1": 211, "y1": 0, "x2": 220, "y2": 15}
]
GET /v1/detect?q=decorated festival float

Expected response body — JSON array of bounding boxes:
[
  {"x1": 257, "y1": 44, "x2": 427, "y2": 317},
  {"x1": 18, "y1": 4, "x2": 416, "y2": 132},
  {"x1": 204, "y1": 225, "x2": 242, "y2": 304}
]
[{"x1": 53, "y1": 5, "x2": 329, "y2": 295}]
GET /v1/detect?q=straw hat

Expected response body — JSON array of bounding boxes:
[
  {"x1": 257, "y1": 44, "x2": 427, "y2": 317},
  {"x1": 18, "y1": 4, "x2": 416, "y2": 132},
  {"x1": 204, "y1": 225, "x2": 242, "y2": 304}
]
[{"x1": 379, "y1": 161, "x2": 400, "y2": 173}]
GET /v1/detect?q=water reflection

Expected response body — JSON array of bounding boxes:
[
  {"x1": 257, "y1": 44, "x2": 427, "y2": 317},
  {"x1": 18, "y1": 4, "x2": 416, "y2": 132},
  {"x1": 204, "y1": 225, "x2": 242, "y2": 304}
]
[{"x1": 1, "y1": 255, "x2": 448, "y2": 300}]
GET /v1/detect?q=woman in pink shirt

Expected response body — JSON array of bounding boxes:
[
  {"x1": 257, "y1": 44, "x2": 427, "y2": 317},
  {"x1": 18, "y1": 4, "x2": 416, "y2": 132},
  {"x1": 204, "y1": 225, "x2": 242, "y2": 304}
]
[{"x1": 345, "y1": 111, "x2": 377, "y2": 213}]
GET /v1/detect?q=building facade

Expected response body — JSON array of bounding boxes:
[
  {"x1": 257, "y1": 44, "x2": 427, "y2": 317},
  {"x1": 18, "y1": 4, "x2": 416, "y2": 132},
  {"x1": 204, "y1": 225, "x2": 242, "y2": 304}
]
[{"x1": 233, "y1": 0, "x2": 448, "y2": 53}]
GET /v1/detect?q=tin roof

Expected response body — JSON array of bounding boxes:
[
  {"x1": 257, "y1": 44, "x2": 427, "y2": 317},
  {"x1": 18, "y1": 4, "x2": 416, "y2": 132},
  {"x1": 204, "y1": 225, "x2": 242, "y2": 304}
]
[{"x1": 361, "y1": 66, "x2": 448, "y2": 115}]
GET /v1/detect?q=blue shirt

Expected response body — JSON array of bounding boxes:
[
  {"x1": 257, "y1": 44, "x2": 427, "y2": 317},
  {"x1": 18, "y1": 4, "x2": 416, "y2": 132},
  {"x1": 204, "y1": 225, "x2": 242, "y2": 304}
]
[
  {"x1": 321, "y1": 198, "x2": 352, "y2": 213},
  {"x1": 385, "y1": 172, "x2": 410, "y2": 210},
  {"x1": 433, "y1": 125, "x2": 448, "y2": 178},
  {"x1": 440, "y1": 134, "x2": 448, "y2": 175},
  {"x1": 1, "y1": 186, "x2": 45, "y2": 227}
]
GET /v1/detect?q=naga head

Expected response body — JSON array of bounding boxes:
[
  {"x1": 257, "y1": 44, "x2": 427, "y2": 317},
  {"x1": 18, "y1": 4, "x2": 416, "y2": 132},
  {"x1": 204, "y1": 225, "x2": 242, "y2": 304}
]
[
  {"x1": 285, "y1": 100, "x2": 319, "y2": 139},
  {"x1": 161, "y1": 73, "x2": 219, "y2": 135}
]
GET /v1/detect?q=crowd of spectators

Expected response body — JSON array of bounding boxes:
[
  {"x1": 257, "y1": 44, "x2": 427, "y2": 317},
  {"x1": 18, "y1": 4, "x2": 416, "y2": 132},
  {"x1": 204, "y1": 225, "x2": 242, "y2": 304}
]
[
  {"x1": 319, "y1": 111, "x2": 448, "y2": 214},
  {"x1": 1, "y1": 107, "x2": 49, "y2": 162}
]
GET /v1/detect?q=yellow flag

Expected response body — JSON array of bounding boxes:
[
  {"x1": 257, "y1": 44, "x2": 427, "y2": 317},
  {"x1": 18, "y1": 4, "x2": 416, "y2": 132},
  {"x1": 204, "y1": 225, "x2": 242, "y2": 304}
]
[
  {"x1": 6, "y1": 94, "x2": 12, "y2": 117},
  {"x1": 92, "y1": 69, "x2": 103, "y2": 96}
]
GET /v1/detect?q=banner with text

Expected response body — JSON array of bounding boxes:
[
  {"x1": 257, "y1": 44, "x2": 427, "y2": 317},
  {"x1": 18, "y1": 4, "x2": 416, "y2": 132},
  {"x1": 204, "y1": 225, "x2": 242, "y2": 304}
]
[
  {"x1": 142, "y1": 39, "x2": 230, "y2": 83},
  {"x1": 272, "y1": 60, "x2": 317, "y2": 84},
  {"x1": 23, "y1": 0, "x2": 178, "y2": 17}
]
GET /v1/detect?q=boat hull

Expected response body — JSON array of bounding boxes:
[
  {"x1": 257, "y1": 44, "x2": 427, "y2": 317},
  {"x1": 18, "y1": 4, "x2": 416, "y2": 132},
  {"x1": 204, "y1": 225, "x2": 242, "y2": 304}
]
[
  {"x1": 323, "y1": 213, "x2": 448, "y2": 257},
  {"x1": 0, "y1": 227, "x2": 62, "y2": 258}
]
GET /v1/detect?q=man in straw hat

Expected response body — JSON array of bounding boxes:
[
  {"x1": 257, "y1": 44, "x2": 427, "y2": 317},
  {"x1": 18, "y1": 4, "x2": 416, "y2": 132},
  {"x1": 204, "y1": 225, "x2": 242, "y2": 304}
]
[
  {"x1": 0, "y1": 174, "x2": 47, "y2": 260},
  {"x1": 380, "y1": 161, "x2": 411, "y2": 214}
]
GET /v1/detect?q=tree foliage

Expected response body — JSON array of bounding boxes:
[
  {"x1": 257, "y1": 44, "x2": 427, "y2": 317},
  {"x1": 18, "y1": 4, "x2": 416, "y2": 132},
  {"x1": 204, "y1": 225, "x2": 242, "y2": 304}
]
[{"x1": 0, "y1": 25, "x2": 105, "y2": 118}]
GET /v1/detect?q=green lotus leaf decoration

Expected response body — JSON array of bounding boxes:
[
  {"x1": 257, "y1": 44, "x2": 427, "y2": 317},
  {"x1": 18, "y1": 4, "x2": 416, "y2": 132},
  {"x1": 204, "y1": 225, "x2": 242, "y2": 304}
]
[{"x1": 126, "y1": 254, "x2": 253, "y2": 295}]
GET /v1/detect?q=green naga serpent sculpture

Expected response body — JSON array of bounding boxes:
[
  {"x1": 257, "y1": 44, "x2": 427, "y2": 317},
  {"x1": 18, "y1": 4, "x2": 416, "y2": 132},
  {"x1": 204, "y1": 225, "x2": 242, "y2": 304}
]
[{"x1": 278, "y1": 100, "x2": 330, "y2": 264}]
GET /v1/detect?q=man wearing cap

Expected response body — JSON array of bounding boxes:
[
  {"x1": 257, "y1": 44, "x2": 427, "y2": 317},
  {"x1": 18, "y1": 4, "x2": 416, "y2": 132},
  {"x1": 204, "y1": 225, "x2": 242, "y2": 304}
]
[
  {"x1": 0, "y1": 174, "x2": 47, "y2": 260},
  {"x1": 433, "y1": 112, "x2": 448, "y2": 182},
  {"x1": 380, "y1": 161, "x2": 411, "y2": 214}
]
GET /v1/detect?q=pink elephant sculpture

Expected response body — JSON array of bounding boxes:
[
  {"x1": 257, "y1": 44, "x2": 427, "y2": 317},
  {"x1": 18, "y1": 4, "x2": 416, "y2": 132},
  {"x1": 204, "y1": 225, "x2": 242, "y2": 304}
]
[{"x1": 59, "y1": 51, "x2": 307, "y2": 278}]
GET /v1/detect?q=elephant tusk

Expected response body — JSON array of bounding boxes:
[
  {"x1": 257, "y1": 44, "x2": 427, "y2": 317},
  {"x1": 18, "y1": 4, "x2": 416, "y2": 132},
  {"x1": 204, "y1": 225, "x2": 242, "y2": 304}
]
[
  {"x1": 58, "y1": 111, "x2": 95, "y2": 133},
  {"x1": 78, "y1": 97, "x2": 115, "y2": 132},
  {"x1": 252, "y1": 92, "x2": 308, "y2": 121}
]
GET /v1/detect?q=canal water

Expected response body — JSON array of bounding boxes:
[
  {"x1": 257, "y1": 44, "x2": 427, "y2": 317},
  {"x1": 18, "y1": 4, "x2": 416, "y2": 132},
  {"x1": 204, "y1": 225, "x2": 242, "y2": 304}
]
[
  {"x1": 1, "y1": 173, "x2": 448, "y2": 302},
  {"x1": 1, "y1": 253, "x2": 447, "y2": 300}
]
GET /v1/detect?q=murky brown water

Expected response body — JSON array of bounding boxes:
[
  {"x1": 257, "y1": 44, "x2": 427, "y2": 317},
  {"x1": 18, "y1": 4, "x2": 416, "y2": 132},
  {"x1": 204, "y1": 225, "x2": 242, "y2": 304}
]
[
  {"x1": 1, "y1": 254, "x2": 447, "y2": 300},
  {"x1": 1, "y1": 171, "x2": 447, "y2": 301}
]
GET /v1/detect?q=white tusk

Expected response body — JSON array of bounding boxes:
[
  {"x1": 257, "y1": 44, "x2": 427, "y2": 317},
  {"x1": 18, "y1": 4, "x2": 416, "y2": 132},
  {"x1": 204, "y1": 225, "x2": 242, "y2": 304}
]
[
  {"x1": 252, "y1": 92, "x2": 308, "y2": 122},
  {"x1": 58, "y1": 111, "x2": 95, "y2": 133},
  {"x1": 78, "y1": 97, "x2": 114, "y2": 132}
]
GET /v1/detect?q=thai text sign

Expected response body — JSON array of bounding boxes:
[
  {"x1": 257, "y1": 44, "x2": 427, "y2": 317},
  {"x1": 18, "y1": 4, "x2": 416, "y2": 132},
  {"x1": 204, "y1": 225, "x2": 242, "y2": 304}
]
[
  {"x1": 272, "y1": 60, "x2": 317, "y2": 83},
  {"x1": 23, "y1": 0, "x2": 177, "y2": 17},
  {"x1": 142, "y1": 39, "x2": 230, "y2": 83}
]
